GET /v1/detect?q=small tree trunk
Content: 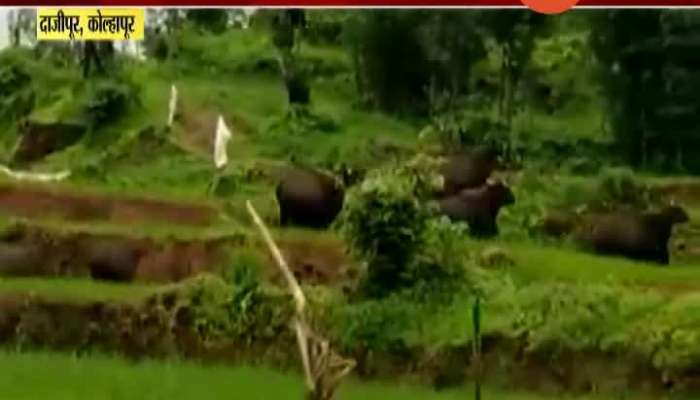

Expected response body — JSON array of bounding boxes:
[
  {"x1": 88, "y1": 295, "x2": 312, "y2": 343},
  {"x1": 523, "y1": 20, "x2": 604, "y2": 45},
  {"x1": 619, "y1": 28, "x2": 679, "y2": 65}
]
[
  {"x1": 12, "y1": 23, "x2": 20, "y2": 47},
  {"x1": 497, "y1": 48, "x2": 506, "y2": 120}
]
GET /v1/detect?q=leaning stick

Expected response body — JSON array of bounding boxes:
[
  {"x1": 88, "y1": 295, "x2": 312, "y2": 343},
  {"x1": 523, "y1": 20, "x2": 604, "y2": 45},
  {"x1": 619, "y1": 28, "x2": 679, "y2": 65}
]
[
  {"x1": 246, "y1": 201, "x2": 355, "y2": 400},
  {"x1": 246, "y1": 201, "x2": 306, "y2": 313},
  {"x1": 246, "y1": 201, "x2": 313, "y2": 388}
]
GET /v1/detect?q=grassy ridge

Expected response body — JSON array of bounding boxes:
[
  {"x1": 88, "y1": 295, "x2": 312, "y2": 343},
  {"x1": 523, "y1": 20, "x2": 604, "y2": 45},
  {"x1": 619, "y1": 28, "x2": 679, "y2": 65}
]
[{"x1": 0, "y1": 278, "x2": 161, "y2": 303}]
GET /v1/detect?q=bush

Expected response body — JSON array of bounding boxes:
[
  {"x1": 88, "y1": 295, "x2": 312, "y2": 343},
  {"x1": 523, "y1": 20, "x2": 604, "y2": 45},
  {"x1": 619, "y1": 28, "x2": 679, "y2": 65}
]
[
  {"x1": 338, "y1": 155, "x2": 465, "y2": 297},
  {"x1": 596, "y1": 167, "x2": 648, "y2": 207},
  {"x1": 186, "y1": 9, "x2": 229, "y2": 34},
  {"x1": 326, "y1": 294, "x2": 413, "y2": 352},
  {"x1": 83, "y1": 79, "x2": 138, "y2": 126},
  {"x1": 504, "y1": 282, "x2": 663, "y2": 355},
  {"x1": 0, "y1": 62, "x2": 34, "y2": 121},
  {"x1": 305, "y1": 11, "x2": 348, "y2": 45},
  {"x1": 264, "y1": 105, "x2": 339, "y2": 137},
  {"x1": 175, "y1": 273, "x2": 292, "y2": 346}
]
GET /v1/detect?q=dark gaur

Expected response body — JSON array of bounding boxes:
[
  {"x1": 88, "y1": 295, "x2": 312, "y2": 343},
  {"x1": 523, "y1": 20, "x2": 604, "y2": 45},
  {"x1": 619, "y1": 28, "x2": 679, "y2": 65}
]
[
  {"x1": 440, "y1": 145, "x2": 500, "y2": 196},
  {"x1": 438, "y1": 179, "x2": 515, "y2": 237},
  {"x1": 575, "y1": 205, "x2": 689, "y2": 265},
  {"x1": 275, "y1": 166, "x2": 345, "y2": 229}
]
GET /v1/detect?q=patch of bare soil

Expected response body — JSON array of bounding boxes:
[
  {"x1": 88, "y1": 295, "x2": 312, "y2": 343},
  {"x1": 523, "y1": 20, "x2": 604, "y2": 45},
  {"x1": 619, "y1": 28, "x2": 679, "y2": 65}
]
[{"x1": 0, "y1": 183, "x2": 218, "y2": 226}]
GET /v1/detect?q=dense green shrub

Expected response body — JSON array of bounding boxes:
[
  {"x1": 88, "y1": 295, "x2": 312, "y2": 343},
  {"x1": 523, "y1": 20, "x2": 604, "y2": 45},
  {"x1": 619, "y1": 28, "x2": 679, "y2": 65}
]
[
  {"x1": 0, "y1": 62, "x2": 34, "y2": 121},
  {"x1": 632, "y1": 297, "x2": 700, "y2": 376},
  {"x1": 338, "y1": 155, "x2": 466, "y2": 297},
  {"x1": 264, "y1": 105, "x2": 339, "y2": 137},
  {"x1": 175, "y1": 273, "x2": 292, "y2": 346},
  {"x1": 344, "y1": 11, "x2": 485, "y2": 114},
  {"x1": 83, "y1": 78, "x2": 139, "y2": 127},
  {"x1": 305, "y1": 11, "x2": 348, "y2": 45},
  {"x1": 326, "y1": 294, "x2": 413, "y2": 352},
  {"x1": 503, "y1": 282, "x2": 663, "y2": 355},
  {"x1": 186, "y1": 9, "x2": 229, "y2": 34}
]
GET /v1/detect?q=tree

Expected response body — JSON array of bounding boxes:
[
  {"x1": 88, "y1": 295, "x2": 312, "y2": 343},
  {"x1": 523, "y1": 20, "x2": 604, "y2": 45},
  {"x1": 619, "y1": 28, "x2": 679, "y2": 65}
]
[
  {"x1": 82, "y1": 41, "x2": 114, "y2": 78},
  {"x1": 344, "y1": 11, "x2": 431, "y2": 113},
  {"x1": 8, "y1": 8, "x2": 36, "y2": 47},
  {"x1": 345, "y1": 11, "x2": 485, "y2": 115},
  {"x1": 271, "y1": 9, "x2": 311, "y2": 107},
  {"x1": 588, "y1": 10, "x2": 700, "y2": 171},
  {"x1": 478, "y1": 10, "x2": 550, "y2": 129},
  {"x1": 186, "y1": 9, "x2": 229, "y2": 34}
]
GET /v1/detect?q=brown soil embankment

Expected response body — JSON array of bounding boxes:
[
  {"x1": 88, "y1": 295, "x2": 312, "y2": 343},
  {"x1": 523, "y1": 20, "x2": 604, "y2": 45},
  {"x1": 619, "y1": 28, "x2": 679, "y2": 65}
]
[
  {"x1": 0, "y1": 224, "x2": 232, "y2": 283},
  {"x1": 0, "y1": 223, "x2": 353, "y2": 286},
  {"x1": 0, "y1": 183, "x2": 218, "y2": 226}
]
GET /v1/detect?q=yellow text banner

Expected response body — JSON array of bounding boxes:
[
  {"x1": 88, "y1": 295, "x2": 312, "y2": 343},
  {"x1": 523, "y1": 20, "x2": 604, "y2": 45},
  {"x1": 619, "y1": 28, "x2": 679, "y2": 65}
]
[{"x1": 37, "y1": 8, "x2": 144, "y2": 42}]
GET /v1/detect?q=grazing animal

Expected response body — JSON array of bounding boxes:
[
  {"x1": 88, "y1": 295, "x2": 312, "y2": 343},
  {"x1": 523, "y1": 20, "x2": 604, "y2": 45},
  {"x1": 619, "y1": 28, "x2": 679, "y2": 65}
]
[
  {"x1": 80, "y1": 238, "x2": 143, "y2": 282},
  {"x1": 540, "y1": 211, "x2": 578, "y2": 238},
  {"x1": 276, "y1": 166, "x2": 345, "y2": 229},
  {"x1": 575, "y1": 205, "x2": 689, "y2": 265},
  {"x1": 438, "y1": 180, "x2": 515, "y2": 237},
  {"x1": 440, "y1": 146, "x2": 499, "y2": 195}
]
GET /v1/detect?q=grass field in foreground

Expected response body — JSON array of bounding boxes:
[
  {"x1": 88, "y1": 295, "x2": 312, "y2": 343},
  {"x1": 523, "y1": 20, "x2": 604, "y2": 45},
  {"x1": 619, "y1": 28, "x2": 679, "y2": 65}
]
[{"x1": 0, "y1": 351, "x2": 686, "y2": 400}]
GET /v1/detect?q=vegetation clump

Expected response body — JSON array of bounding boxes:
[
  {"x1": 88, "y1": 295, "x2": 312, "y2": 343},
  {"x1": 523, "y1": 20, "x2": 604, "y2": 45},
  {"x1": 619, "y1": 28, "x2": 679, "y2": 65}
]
[{"x1": 339, "y1": 155, "x2": 468, "y2": 297}]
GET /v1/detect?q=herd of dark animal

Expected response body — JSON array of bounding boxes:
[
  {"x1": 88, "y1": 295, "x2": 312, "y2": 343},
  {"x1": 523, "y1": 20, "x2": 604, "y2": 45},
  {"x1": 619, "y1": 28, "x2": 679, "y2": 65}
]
[
  {"x1": 275, "y1": 146, "x2": 690, "y2": 266},
  {"x1": 0, "y1": 146, "x2": 689, "y2": 282}
]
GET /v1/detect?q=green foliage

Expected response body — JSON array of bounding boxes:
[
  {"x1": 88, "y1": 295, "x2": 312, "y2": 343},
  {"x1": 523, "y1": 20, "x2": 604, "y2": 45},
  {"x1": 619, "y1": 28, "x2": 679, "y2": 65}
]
[
  {"x1": 175, "y1": 274, "x2": 291, "y2": 345},
  {"x1": 552, "y1": 167, "x2": 660, "y2": 214},
  {"x1": 173, "y1": 27, "x2": 278, "y2": 76},
  {"x1": 500, "y1": 168, "x2": 660, "y2": 240},
  {"x1": 0, "y1": 63, "x2": 30, "y2": 95},
  {"x1": 338, "y1": 155, "x2": 465, "y2": 297},
  {"x1": 305, "y1": 11, "x2": 348, "y2": 45},
  {"x1": 343, "y1": 11, "x2": 432, "y2": 113},
  {"x1": 83, "y1": 79, "x2": 137, "y2": 127},
  {"x1": 221, "y1": 249, "x2": 265, "y2": 290},
  {"x1": 589, "y1": 10, "x2": 700, "y2": 173},
  {"x1": 339, "y1": 165, "x2": 431, "y2": 296},
  {"x1": 346, "y1": 10, "x2": 488, "y2": 114},
  {"x1": 265, "y1": 105, "x2": 339, "y2": 137},
  {"x1": 632, "y1": 295, "x2": 700, "y2": 375},
  {"x1": 596, "y1": 167, "x2": 648, "y2": 208},
  {"x1": 423, "y1": 97, "x2": 513, "y2": 159},
  {"x1": 503, "y1": 282, "x2": 663, "y2": 355},
  {"x1": 0, "y1": 59, "x2": 34, "y2": 121},
  {"x1": 326, "y1": 294, "x2": 413, "y2": 352},
  {"x1": 477, "y1": 10, "x2": 551, "y2": 125},
  {"x1": 270, "y1": 11, "x2": 296, "y2": 51},
  {"x1": 186, "y1": 9, "x2": 230, "y2": 34}
]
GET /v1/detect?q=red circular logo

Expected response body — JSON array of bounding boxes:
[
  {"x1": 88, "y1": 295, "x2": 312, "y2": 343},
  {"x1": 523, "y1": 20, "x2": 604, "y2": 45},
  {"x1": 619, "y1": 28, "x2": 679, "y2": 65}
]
[{"x1": 521, "y1": 0, "x2": 580, "y2": 14}]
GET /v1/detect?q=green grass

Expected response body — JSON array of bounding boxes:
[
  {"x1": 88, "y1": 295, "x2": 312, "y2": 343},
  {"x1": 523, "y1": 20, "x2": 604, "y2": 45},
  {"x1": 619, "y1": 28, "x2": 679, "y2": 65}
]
[
  {"x1": 498, "y1": 240, "x2": 700, "y2": 289},
  {"x1": 0, "y1": 277, "x2": 162, "y2": 303},
  {"x1": 0, "y1": 350, "x2": 679, "y2": 400}
]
